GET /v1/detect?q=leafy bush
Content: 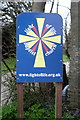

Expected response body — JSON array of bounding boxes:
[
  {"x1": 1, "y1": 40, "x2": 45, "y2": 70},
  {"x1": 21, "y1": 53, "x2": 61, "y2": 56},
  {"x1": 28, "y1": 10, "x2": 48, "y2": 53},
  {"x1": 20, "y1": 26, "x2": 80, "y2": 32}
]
[
  {"x1": 24, "y1": 103, "x2": 46, "y2": 119},
  {"x1": 2, "y1": 91, "x2": 80, "y2": 120},
  {"x1": 2, "y1": 101, "x2": 80, "y2": 120},
  {"x1": 2, "y1": 101, "x2": 17, "y2": 120}
]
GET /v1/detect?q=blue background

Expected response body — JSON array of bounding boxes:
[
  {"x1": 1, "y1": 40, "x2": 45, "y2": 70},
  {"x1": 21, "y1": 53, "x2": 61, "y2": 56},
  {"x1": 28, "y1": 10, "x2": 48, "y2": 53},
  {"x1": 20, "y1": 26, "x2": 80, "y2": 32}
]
[{"x1": 16, "y1": 12, "x2": 63, "y2": 83}]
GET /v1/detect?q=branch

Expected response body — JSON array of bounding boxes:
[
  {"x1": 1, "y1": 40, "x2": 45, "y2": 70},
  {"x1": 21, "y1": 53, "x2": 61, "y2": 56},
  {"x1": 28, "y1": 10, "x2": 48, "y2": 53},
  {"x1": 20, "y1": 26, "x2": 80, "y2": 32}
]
[
  {"x1": 50, "y1": 0, "x2": 54, "y2": 13},
  {"x1": 57, "y1": 0, "x2": 59, "y2": 13}
]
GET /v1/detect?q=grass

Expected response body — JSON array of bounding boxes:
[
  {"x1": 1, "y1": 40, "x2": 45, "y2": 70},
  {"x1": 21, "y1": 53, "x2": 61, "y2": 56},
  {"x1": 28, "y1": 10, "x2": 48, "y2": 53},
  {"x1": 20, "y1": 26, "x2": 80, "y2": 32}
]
[
  {"x1": 63, "y1": 55, "x2": 70, "y2": 62},
  {"x1": 2, "y1": 57, "x2": 16, "y2": 74}
]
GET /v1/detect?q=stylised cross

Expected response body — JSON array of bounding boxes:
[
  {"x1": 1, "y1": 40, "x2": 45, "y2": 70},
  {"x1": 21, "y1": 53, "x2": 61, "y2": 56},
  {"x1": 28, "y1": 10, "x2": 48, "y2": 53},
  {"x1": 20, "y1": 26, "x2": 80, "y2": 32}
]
[{"x1": 19, "y1": 18, "x2": 61, "y2": 68}]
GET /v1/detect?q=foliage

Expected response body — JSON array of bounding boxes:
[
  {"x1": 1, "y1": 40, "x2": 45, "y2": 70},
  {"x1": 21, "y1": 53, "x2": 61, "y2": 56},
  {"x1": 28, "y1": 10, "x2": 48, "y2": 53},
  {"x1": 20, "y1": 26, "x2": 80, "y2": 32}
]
[
  {"x1": 0, "y1": 106, "x2": 2, "y2": 120},
  {"x1": 1, "y1": 2, "x2": 32, "y2": 58},
  {"x1": 2, "y1": 23, "x2": 16, "y2": 58},
  {"x1": 1, "y1": 1, "x2": 32, "y2": 25},
  {"x1": 24, "y1": 103, "x2": 46, "y2": 119},
  {"x1": 24, "y1": 103, "x2": 55, "y2": 119},
  {"x1": 62, "y1": 104, "x2": 80, "y2": 120},
  {"x1": 2, "y1": 57, "x2": 16, "y2": 74},
  {"x1": 63, "y1": 55, "x2": 70, "y2": 62},
  {"x1": 2, "y1": 101, "x2": 17, "y2": 120},
  {"x1": 2, "y1": 88, "x2": 80, "y2": 120},
  {"x1": 2, "y1": 99, "x2": 80, "y2": 120}
]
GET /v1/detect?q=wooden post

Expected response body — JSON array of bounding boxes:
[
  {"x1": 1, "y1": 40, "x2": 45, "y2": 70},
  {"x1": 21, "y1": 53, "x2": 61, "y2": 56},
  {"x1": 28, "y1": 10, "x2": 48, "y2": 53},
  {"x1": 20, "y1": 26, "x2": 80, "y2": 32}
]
[
  {"x1": 55, "y1": 82, "x2": 62, "y2": 120},
  {"x1": 17, "y1": 83, "x2": 23, "y2": 120}
]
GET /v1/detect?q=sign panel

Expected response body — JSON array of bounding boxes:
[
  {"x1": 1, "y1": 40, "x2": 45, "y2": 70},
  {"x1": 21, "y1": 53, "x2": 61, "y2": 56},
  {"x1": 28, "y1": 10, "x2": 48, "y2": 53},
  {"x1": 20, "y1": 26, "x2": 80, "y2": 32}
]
[{"x1": 16, "y1": 12, "x2": 63, "y2": 83}]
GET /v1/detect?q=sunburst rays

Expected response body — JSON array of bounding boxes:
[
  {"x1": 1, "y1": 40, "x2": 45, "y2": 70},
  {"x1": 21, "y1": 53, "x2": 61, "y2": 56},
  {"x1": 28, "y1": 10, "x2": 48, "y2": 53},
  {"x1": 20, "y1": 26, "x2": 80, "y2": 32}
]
[{"x1": 19, "y1": 18, "x2": 61, "y2": 68}]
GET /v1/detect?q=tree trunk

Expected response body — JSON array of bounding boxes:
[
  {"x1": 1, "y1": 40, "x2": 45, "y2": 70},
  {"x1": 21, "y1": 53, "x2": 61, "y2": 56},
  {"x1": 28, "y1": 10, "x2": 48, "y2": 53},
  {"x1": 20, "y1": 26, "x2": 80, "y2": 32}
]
[
  {"x1": 69, "y1": 1, "x2": 80, "y2": 108},
  {"x1": 32, "y1": 2, "x2": 46, "y2": 12}
]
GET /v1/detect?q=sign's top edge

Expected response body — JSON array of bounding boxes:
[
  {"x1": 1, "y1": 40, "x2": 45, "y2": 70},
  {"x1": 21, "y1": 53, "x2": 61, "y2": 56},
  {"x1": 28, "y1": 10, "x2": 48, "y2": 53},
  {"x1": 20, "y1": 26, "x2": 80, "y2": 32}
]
[
  {"x1": 17, "y1": 12, "x2": 62, "y2": 20},
  {"x1": 17, "y1": 12, "x2": 61, "y2": 15}
]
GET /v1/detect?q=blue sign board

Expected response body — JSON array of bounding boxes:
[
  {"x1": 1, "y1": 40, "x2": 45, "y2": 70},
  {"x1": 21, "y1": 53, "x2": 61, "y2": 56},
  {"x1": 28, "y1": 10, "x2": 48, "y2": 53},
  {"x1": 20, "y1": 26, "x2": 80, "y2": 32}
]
[{"x1": 16, "y1": 12, "x2": 63, "y2": 83}]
